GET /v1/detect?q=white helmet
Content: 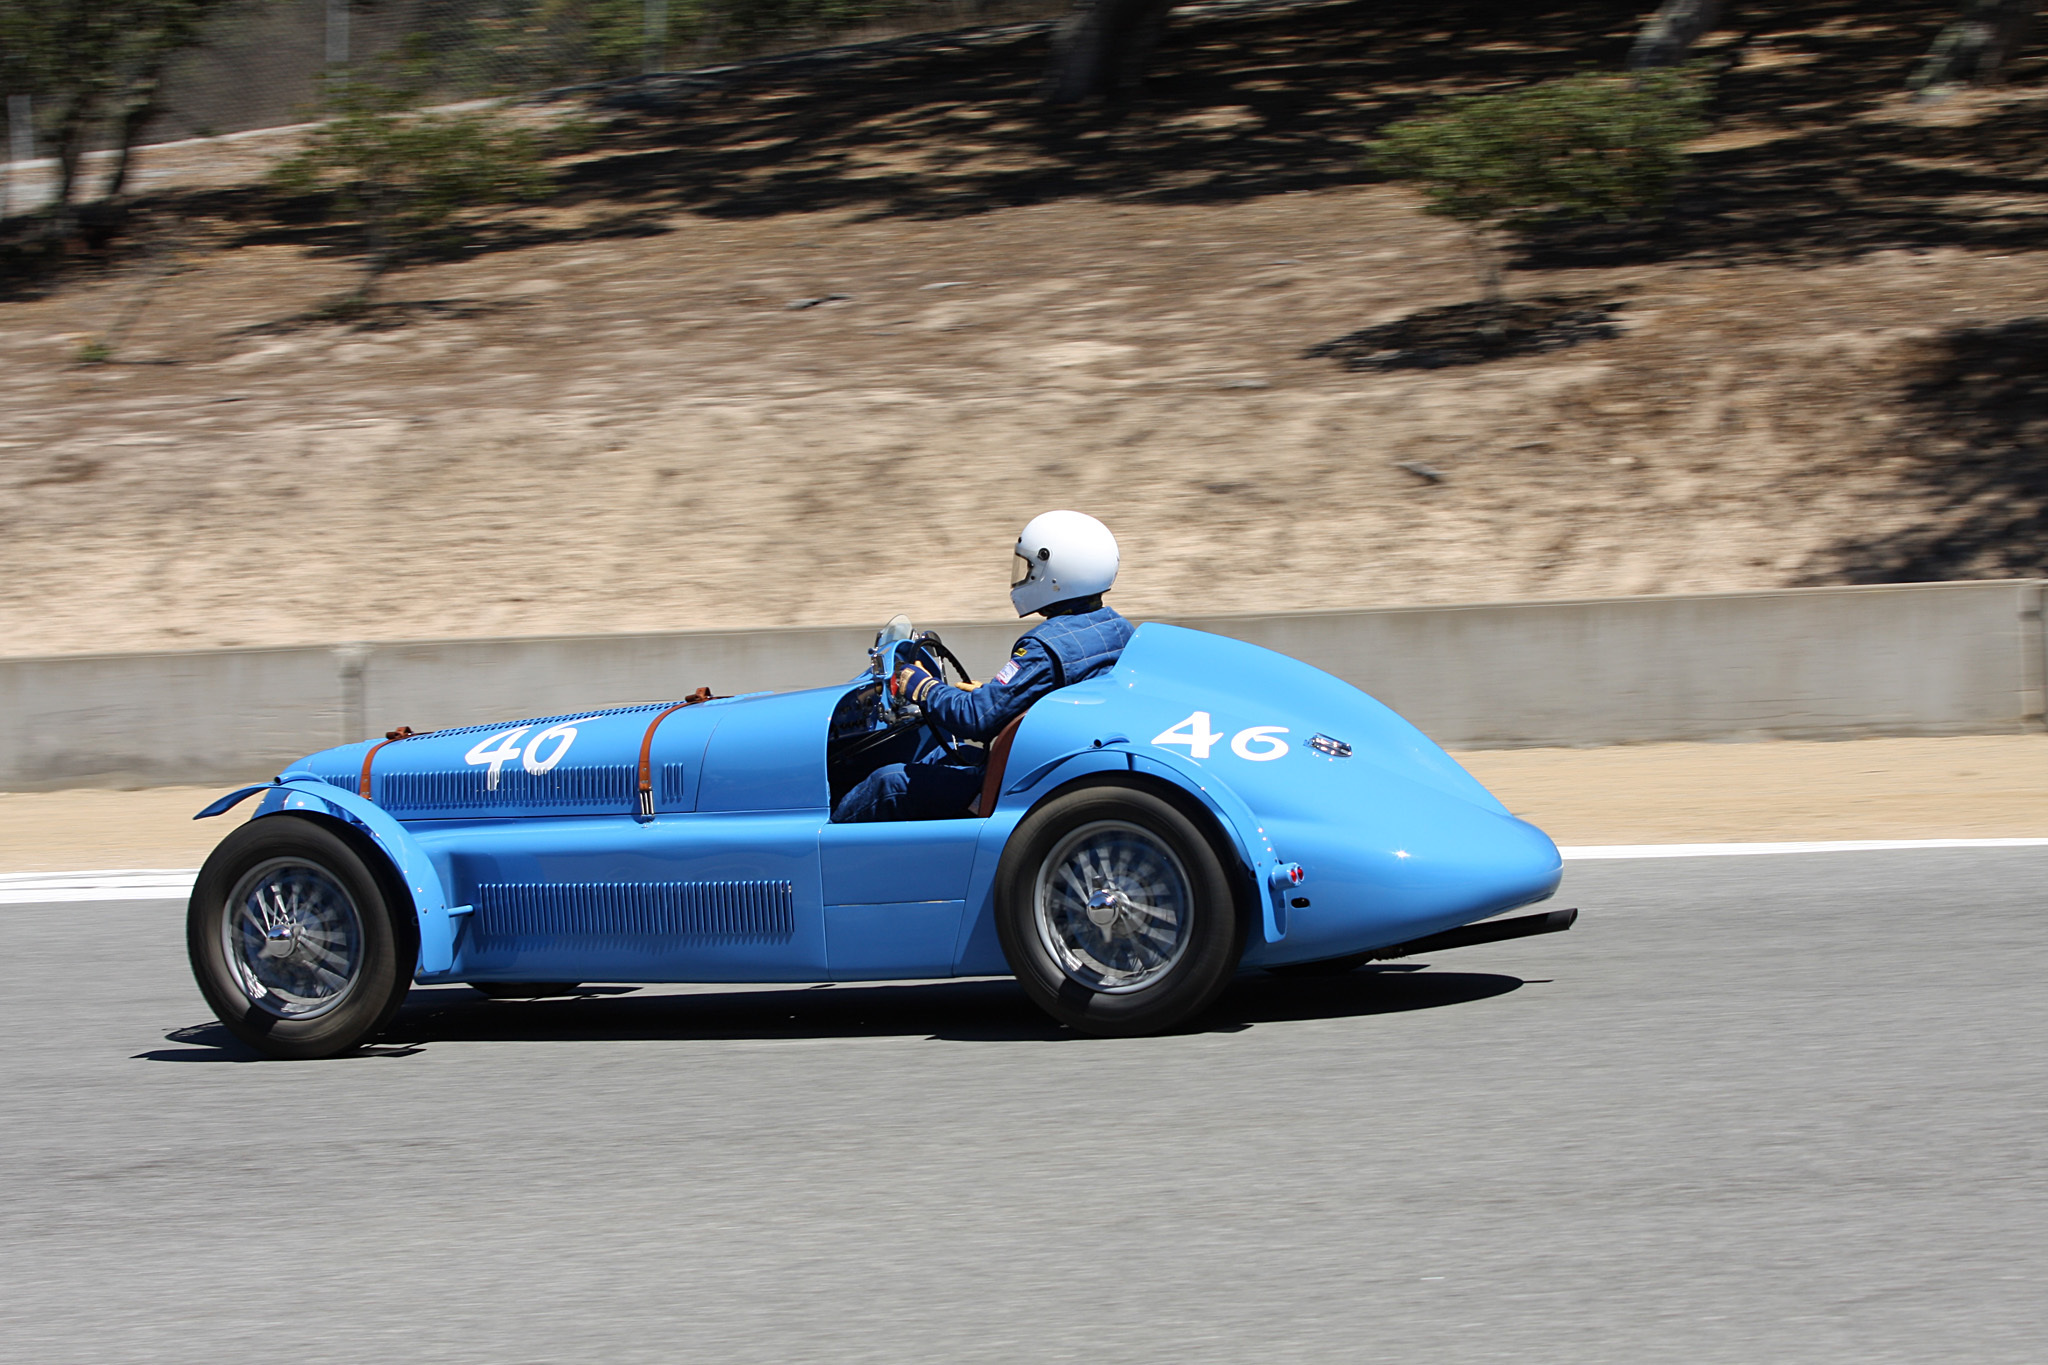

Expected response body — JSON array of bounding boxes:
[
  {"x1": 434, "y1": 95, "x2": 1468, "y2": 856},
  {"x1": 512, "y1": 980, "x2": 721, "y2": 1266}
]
[{"x1": 1010, "y1": 510, "x2": 1119, "y2": 617}]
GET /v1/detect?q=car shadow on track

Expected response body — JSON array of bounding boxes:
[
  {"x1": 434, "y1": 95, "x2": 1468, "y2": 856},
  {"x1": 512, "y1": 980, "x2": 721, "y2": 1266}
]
[{"x1": 138, "y1": 965, "x2": 1522, "y2": 1059}]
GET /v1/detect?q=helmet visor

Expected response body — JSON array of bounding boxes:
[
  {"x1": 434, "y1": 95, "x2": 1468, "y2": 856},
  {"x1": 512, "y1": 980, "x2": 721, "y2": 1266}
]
[{"x1": 1011, "y1": 551, "x2": 1035, "y2": 588}]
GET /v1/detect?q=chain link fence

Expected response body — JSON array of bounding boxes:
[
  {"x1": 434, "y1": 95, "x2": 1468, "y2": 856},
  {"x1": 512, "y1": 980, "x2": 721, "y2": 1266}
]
[
  {"x1": 2, "y1": 0, "x2": 1063, "y2": 215},
  {"x1": 146, "y1": 0, "x2": 746, "y2": 144}
]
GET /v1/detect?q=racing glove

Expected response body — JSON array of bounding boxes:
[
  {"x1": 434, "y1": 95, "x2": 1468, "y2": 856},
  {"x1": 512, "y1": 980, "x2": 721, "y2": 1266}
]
[{"x1": 889, "y1": 661, "x2": 940, "y2": 706}]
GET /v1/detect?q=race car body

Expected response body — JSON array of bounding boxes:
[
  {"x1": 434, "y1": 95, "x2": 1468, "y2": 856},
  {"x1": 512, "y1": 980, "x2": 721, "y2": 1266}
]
[{"x1": 187, "y1": 620, "x2": 1567, "y2": 1056}]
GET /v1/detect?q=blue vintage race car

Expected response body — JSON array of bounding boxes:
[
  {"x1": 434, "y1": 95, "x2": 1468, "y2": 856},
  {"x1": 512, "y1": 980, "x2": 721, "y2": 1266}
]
[{"x1": 186, "y1": 618, "x2": 1571, "y2": 1057}]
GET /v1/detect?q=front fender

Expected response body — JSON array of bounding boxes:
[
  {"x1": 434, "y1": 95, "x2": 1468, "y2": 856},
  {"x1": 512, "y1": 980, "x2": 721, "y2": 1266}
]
[{"x1": 198, "y1": 778, "x2": 465, "y2": 978}]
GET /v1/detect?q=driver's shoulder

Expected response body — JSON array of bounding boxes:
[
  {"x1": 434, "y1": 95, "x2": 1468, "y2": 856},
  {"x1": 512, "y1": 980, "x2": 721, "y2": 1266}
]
[
  {"x1": 1030, "y1": 606, "x2": 1131, "y2": 645},
  {"x1": 1023, "y1": 605, "x2": 1116, "y2": 637},
  {"x1": 991, "y1": 633, "x2": 1056, "y2": 686}
]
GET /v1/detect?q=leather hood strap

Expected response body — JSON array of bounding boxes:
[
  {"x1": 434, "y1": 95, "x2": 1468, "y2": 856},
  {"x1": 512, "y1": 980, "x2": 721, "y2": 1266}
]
[
  {"x1": 636, "y1": 687, "x2": 719, "y2": 817},
  {"x1": 358, "y1": 726, "x2": 424, "y2": 800}
]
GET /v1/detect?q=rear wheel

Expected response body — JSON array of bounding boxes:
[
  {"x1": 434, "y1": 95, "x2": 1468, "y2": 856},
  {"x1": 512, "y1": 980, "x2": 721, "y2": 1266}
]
[
  {"x1": 995, "y1": 783, "x2": 1244, "y2": 1036},
  {"x1": 186, "y1": 815, "x2": 414, "y2": 1059}
]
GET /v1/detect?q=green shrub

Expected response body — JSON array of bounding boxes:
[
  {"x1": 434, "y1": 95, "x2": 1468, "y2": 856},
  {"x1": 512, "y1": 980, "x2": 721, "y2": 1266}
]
[
  {"x1": 269, "y1": 66, "x2": 554, "y2": 303},
  {"x1": 1369, "y1": 68, "x2": 1711, "y2": 301}
]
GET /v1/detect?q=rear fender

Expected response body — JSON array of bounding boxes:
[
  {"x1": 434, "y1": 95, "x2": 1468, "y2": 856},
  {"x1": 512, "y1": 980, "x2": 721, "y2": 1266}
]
[
  {"x1": 200, "y1": 778, "x2": 465, "y2": 979},
  {"x1": 997, "y1": 743, "x2": 1292, "y2": 944},
  {"x1": 1127, "y1": 749, "x2": 1291, "y2": 944}
]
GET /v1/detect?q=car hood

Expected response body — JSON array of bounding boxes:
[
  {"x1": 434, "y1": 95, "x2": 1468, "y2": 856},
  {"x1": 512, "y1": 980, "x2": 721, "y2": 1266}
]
[{"x1": 289, "y1": 685, "x2": 847, "y2": 819}]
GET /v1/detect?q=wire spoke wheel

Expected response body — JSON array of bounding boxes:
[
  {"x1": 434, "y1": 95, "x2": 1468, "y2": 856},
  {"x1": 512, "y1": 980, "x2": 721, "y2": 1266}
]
[
  {"x1": 1035, "y1": 820, "x2": 1193, "y2": 993},
  {"x1": 188, "y1": 815, "x2": 414, "y2": 1059},
  {"x1": 220, "y1": 858, "x2": 366, "y2": 1019},
  {"x1": 997, "y1": 783, "x2": 1244, "y2": 1036}
]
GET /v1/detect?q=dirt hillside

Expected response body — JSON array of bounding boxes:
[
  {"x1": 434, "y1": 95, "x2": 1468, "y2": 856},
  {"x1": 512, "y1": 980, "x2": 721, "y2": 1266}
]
[{"x1": 3, "y1": 0, "x2": 2045, "y2": 657}]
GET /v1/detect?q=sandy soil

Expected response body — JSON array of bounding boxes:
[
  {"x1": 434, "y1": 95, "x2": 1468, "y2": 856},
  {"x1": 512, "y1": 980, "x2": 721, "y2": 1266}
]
[
  {"x1": 3, "y1": 735, "x2": 2042, "y2": 874},
  {"x1": 0, "y1": 786, "x2": 255, "y2": 873},
  {"x1": 1455, "y1": 735, "x2": 2048, "y2": 844},
  {"x1": 3, "y1": 0, "x2": 2046, "y2": 657}
]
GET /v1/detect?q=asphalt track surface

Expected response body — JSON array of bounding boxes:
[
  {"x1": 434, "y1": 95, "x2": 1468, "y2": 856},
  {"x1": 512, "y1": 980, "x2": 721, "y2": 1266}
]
[{"x1": 5, "y1": 850, "x2": 2045, "y2": 1363}]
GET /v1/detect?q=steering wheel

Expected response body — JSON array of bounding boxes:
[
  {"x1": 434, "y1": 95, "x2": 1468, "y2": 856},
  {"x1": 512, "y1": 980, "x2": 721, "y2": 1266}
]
[
  {"x1": 876, "y1": 640, "x2": 947, "y2": 723},
  {"x1": 867, "y1": 619, "x2": 975, "y2": 745}
]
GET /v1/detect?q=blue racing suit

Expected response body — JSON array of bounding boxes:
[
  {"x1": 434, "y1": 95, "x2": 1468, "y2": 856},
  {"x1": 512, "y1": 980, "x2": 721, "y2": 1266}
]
[{"x1": 832, "y1": 602, "x2": 1136, "y2": 823}]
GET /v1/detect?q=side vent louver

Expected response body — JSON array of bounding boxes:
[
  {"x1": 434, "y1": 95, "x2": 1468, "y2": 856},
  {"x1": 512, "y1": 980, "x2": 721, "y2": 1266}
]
[
  {"x1": 374, "y1": 765, "x2": 634, "y2": 816},
  {"x1": 474, "y1": 880, "x2": 796, "y2": 946}
]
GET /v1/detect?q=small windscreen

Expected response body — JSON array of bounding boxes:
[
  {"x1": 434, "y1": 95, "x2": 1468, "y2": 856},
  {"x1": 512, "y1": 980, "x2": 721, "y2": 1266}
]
[{"x1": 873, "y1": 614, "x2": 914, "y2": 675}]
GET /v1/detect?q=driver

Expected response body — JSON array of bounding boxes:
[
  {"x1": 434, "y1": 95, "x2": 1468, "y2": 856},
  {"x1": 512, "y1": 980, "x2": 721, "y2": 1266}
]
[{"x1": 833, "y1": 510, "x2": 1135, "y2": 823}]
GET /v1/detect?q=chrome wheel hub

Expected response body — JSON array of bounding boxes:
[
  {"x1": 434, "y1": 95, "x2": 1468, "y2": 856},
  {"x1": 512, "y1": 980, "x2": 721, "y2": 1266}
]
[
  {"x1": 220, "y1": 858, "x2": 365, "y2": 1020},
  {"x1": 1035, "y1": 820, "x2": 1193, "y2": 994},
  {"x1": 1084, "y1": 888, "x2": 1123, "y2": 928}
]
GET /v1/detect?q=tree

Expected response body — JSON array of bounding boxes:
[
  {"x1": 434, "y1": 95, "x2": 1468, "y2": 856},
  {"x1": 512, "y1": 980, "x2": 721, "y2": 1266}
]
[
  {"x1": 1370, "y1": 68, "x2": 1710, "y2": 309},
  {"x1": 0, "y1": 0, "x2": 234, "y2": 231},
  {"x1": 1911, "y1": 0, "x2": 2038, "y2": 92},
  {"x1": 99, "y1": 0, "x2": 229, "y2": 202},
  {"x1": 1043, "y1": 0, "x2": 1177, "y2": 104},
  {"x1": 1, "y1": 1, "x2": 113, "y2": 225},
  {"x1": 267, "y1": 65, "x2": 552, "y2": 307}
]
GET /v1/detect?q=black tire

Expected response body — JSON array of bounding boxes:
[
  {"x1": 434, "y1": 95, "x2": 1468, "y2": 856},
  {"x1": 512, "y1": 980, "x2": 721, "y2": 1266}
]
[
  {"x1": 187, "y1": 815, "x2": 415, "y2": 1059},
  {"x1": 995, "y1": 782, "x2": 1245, "y2": 1036},
  {"x1": 466, "y1": 982, "x2": 583, "y2": 999}
]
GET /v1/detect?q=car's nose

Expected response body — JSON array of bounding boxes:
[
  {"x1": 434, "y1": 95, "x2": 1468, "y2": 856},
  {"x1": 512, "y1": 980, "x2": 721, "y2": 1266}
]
[
  {"x1": 1260, "y1": 788, "x2": 1564, "y2": 960},
  {"x1": 1417, "y1": 808, "x2": 1562, "y2": 915},
  {"x1": 1359, "y1": 798, "x2": 1562, "y2": 918}
]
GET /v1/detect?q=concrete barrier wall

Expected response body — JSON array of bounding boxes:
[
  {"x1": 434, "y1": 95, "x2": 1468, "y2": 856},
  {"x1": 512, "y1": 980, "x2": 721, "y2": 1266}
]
[
  {"x1": 1194, "y1": 579, "x2": 2048, "y2": 748},
  {"x1": 0, "y1": 646, "x2": 349, "y2": 791},
  {"x1": 1, "y1": 580, "x2": 2041, "y2": 790}
]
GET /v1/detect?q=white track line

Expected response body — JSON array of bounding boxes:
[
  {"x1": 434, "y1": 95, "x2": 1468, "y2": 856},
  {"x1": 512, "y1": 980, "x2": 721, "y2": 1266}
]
[
  {"x1": 0, "y1": 870, "x2": 199, "y2": 904},
  {"x1": 4, "y1": 838, "x2": 2046, "y2": 904},
  {"x1": 1561, "y1": 838, "x2": 2048, "y2": 860}
]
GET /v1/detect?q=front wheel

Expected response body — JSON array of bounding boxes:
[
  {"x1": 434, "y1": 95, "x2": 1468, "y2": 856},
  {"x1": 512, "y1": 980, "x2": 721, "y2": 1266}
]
[
  {"x1": 187, "y1": 815, "x2": 415, "y2": 1059},
  {"x1": 995, "y1": 783, "x2": 1245, "y2": 1036}
]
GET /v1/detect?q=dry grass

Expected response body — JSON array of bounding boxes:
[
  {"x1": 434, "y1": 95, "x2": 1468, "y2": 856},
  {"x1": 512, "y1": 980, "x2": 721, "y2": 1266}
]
[{"x1": 2, "y1": 0, "x2": 2046, "y2": 656}]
